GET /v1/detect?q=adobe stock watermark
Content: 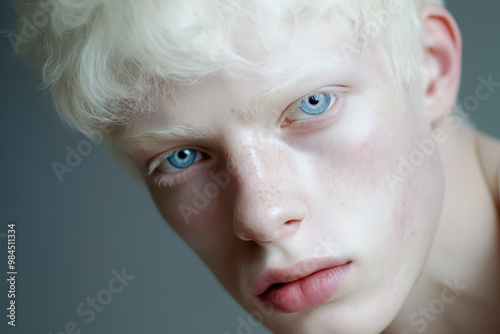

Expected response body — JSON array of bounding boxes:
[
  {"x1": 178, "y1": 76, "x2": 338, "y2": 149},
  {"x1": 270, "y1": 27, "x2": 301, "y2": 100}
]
[
  {"x1": 386, "y1": 73, "x2": 500, "y2": 191},
  {"x1": 223, "y1": 299, "x2": 274, "y2": 334},
  {"x1": 47, "y1": 267, "x2": 135, "y2": 334},
  {"x1": 400, "y1": 277, "x2": 467, "y2": 334},
  {"x1": 177, "y1": 112, "x2": 284, "y2": 224},
  {"x1": 7, "y1": 1, "x2": 55, "y2": 54},
  {"x1": 51, "y1": 128, "x2": 113, "y2": 183},
  {"x1": 178, "y1": 168, "x2": 232, "y2": 224},
  {"x1": 214, "y1": 0, "x2": 243, "y2": 16},
  {"x1": 177, "y1": 121, "x2": 282, "y2": 225},
  {"x1": 340, "y1": 0, "x2": 403, "y2": 58}
]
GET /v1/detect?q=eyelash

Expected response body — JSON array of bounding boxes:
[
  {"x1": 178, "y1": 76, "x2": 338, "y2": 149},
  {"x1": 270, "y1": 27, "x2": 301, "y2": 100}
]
[
  {"x1": 147, "y1": 149, "x2": 207, "y2": 187},
  {"x1": 148, "y1": 87, "x2": 345, "y2": 188},
  {"x1": 280, "y1": 89, "x2": 344, "y2": 131}
]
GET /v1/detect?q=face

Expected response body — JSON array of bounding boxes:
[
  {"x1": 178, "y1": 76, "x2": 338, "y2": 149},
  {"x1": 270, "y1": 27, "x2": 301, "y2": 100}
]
[{"x1": 123, "y1": 13, "x2": 445, "y2": 334}]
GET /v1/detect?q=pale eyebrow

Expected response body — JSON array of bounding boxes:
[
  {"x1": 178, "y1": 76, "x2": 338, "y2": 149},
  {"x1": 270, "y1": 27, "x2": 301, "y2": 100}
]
[
  {"x1": 117, "y1": 122, "x2": 213, "y2": 151},
  {"x1": 257, "y1": 55, "x2": 349, "y2": 111},
  {"x1": 119, "y1": 55, "x2": 349, "y2": 150}
]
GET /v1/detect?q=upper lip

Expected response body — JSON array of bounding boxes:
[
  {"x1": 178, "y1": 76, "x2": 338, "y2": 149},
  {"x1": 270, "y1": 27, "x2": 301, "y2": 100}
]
[{"x1": 253, "y1": 257, "x2": 350, "y2": 297}]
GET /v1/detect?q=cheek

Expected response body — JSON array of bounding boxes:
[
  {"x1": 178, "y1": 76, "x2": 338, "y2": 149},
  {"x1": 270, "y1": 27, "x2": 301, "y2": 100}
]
[
  {"x1": 147, "y1": 173, "x2": 230, "y2": 245},
  {"x1": 311, "y1": 90, "x2": 409, "y2": 205},
  {"x1": 148, "y1": 179, "x2": 260, "y2": 302},
  {"x1": 311, "y1": 82, "x2": 441, "y2": 245},
  {"x1": 146, "y1": 168, "x2": 244, "y2": 278},
  {"x1": 342, "y1": 94, "x2": 443, "y2": 262}
]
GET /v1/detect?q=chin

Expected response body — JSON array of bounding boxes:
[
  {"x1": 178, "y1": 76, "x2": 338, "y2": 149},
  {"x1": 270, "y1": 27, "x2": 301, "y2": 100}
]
[{"x1": 260, "y1": 297, "x2": 401, "y2": 334}]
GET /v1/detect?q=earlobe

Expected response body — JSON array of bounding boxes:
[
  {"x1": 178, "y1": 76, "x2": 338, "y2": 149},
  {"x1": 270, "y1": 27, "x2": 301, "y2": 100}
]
[{"x1": 420, "y1": 5, "x2": 462, "y2": 124}]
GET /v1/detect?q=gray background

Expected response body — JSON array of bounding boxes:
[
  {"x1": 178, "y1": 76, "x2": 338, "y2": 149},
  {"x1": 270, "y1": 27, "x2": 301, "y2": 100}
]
[{"x1": 0, "y1": 1, "x2": 499, "y2": 333}]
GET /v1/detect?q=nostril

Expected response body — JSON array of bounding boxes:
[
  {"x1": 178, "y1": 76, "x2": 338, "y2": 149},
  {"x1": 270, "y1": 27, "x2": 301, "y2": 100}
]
[
  {"x1": 284, "y1": 219, "x2": 302, "y2": 227},
  {"x1": 279, "y1": 219, "x2": 301, "y2": 237}
]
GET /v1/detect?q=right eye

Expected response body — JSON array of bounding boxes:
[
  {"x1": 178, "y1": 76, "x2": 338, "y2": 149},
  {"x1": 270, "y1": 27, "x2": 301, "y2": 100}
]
[
  {"x1": 297, "y1": 92, "x2": 335, "y2": 116},
  {"x1": 157, "y1": 148, "x2": 203, "y2": 173}
]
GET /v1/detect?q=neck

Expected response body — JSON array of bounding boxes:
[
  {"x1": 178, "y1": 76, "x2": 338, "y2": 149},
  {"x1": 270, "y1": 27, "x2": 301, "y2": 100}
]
[{"x1": 386, "y1": 119, "x2": 500, "y2": 334}]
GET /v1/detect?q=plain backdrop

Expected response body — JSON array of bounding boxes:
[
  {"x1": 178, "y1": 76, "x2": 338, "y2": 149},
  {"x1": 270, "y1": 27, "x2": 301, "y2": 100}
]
[{"x1": 0, "y1": 1, "x2": 499, "y2": 333}]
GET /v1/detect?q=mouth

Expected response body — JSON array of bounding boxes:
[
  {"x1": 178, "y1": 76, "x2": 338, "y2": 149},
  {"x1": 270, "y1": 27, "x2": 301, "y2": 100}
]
[{"x1": 254, "y1": 258, "x2": 352, "y2": 313}]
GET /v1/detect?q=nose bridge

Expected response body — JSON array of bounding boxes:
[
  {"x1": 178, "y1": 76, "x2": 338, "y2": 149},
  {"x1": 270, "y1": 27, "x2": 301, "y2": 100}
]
[
  {"x1": 227, "y1": 133, "x2": 281, "y2": 183},
  {"x1": 227, "y1": 132, "x2": 306, "y2": 243}
]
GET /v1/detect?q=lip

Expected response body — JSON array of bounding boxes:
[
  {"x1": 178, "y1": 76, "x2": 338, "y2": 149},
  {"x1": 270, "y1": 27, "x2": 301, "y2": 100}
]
[{"x1": 253, "y1": 257, "x2": 352, "y2": 313}]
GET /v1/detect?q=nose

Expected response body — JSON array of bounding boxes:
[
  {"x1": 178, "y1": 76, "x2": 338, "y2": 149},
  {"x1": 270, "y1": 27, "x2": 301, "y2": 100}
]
[{"x1": 228, "y1": 134, "x2": 307, "y2": 244}]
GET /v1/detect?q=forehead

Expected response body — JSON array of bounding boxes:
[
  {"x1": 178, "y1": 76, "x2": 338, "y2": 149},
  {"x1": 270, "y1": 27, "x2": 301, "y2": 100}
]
[
  {"x1": 117, "y1": 15, "x2": 393, "y2": 150},
  {"x1": 169, "y1": 22, "x2": 354, "y2": 118}
]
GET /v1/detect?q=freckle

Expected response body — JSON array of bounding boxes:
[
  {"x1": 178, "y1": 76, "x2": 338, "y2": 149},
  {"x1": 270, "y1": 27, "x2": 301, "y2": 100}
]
[{"x1": 231, "y1": 109, "x2": 235, "y2": 113}]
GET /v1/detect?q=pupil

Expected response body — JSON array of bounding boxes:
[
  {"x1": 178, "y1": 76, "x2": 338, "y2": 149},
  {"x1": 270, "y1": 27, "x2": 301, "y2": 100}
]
[
  {"x1": 178, "y1": 150, "x2": 188, "y2": 160},
  {"x1": 308, "y1": 95, "x2": 320, "y2": 105}
]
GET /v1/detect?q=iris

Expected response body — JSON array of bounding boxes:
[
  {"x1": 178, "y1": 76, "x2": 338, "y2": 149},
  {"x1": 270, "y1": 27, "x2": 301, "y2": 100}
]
[
  {"x1": 166, "y1": 149, "x2": 198, "y2": 169},
  {"x1": 298, "y1": 92, "x2": 331, "y2": 115}
]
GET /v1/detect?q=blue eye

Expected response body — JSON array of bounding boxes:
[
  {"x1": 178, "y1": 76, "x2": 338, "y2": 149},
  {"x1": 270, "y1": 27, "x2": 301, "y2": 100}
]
[
  {"x1": 157, "y1": 148, "x2": 202, "y2": 173},
  {"x1": 167, "y1": 149, "x2": 197, "y2": 168},
  {"x1": 298, "y1": 92, "x2": 332, "y2": 115}
]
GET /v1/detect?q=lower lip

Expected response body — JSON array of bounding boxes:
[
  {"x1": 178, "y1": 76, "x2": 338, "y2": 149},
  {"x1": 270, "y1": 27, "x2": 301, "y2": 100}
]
[{"x1": 257, "y1": 262, "x2": 352, "y2": 313}]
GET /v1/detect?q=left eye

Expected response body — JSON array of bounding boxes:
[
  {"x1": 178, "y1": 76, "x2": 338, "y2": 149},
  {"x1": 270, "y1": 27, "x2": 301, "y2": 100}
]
[
  {"x1": 299, "y1": 92, "x2": 334, "y2": 115},
  {"x1": 157, "y1": 148, "x2": 203, "y2": 173},
  {"x1": 281, "y1": 92, "x2": 338, "y2": 128}
]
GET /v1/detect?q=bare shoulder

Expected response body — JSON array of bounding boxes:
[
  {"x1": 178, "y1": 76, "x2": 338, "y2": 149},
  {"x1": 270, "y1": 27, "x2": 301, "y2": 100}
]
[{"x1": 475, "y1": 130, "x2": 500, "y2": 206}]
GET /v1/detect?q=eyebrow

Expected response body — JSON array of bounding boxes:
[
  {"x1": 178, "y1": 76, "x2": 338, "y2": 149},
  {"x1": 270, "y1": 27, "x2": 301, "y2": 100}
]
[
  {"x1": 119, "y1": 54, "x2": 349, "y2": 150},
  {"x1": 117, "y1": 122, "x2": 214, "y2": 151},
  {"x1": 259, "y1": 55, "x2": 349, "y2": 110}
]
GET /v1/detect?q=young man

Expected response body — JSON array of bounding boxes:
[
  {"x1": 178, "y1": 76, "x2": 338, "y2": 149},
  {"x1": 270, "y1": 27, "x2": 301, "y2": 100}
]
[{"x1": 13, "y1": 0, "x2": 500, "y2": 333}]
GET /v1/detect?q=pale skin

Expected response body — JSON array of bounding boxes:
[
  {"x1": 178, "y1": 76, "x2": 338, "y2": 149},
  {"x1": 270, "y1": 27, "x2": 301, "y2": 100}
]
[{"x1": 118, "y1": 5, "x2": 500, "y2": 334}]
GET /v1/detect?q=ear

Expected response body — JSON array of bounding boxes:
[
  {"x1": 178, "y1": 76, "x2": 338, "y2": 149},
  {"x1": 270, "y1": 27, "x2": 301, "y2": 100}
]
[{"x1": 420, "y1": 5, "x2": 462, "y2": 124}]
